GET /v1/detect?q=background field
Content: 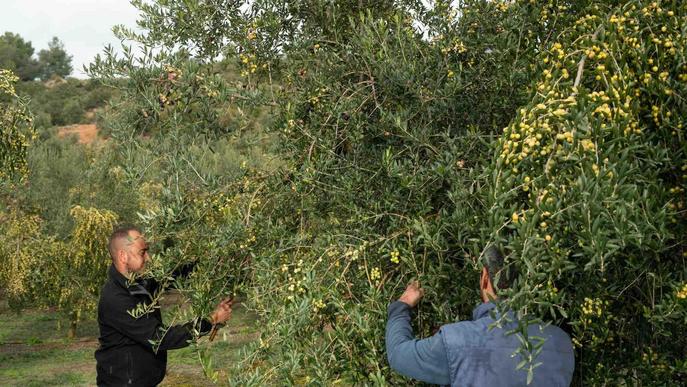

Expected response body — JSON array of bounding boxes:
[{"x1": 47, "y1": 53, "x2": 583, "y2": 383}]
[{"x1": 0, "y1": 293, "x2": 258, "y2": 386}]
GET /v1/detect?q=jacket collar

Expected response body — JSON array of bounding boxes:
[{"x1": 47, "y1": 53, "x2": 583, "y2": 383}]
[
  {"x1": 107, "y1": 264, "x2": 152, "y2": 299},
  {"x1": 108, "y1": 264, "x2": 130, "y2": 289},
  {"x1": 472, "y1": 302, "x2": 497, "y2": 320},
  {"x1": 473, "y1": 301, "x2": 519, "y2": 325}
]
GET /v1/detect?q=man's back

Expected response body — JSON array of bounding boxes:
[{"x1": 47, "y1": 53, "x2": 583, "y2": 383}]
[
  {"x1": 385, "y1": 300, "x2": 574, "y2": 386},
  {"x1": 440, "y1": 303, "x2": 574, "y2": 386}
]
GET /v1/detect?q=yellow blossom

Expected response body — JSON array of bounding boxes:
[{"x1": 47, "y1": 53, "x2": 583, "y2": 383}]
[
  {"x1": 390, "y1": 250, "x2": 400, "y2": 264},
  {"x1": 370, "y1": 267, "x2": 382, "y2": 281},
  {"x1": 677, "y1": 284, "x2": 687, "y2": 299}
]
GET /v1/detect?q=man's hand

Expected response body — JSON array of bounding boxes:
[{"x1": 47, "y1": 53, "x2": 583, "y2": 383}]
[
  {"x1": 210, "y1": 297, "x2": 233, "y2": 325},
  {"x1": 398, "y1": 281, "x2": 424, "y2": 308}
]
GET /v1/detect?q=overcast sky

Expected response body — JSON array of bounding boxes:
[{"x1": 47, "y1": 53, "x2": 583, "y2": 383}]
[{"x1": 1, "y1": 0, "x2": 140, "y2": 78}]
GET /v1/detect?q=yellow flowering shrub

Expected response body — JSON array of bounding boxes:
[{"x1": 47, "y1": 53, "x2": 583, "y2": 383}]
[
  {"x1": 62, "y1": 206, "x2": 118, "y2": 326},
  {"x1": 0, "y1": 206, "x2": 117, "y2": 337},
  {"x1": 0, "y1": 211, "x2": 43, "y2": 303},
  {"x1": 0, "y1": 69, "x2": 34, "y2": 183}
]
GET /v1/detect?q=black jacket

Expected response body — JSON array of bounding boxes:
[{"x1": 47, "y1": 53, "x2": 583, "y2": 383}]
[{"x1": 95, "y1": 264, "x2": 212, "y2": 386}]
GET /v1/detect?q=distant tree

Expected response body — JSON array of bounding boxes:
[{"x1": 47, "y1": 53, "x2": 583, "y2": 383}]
[
  {"x1": 0, "y1": 69, "x2": 34, "y2": 182},
  {"x1": 37, "y1": 37, "x2": 73, "y2": 80},
  {"x1": 0, "y1": 32, "x2": 40, "y2": 81}
]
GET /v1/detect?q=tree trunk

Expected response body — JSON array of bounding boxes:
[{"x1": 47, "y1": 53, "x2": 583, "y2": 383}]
[{"x1": 67, "y1": 310, "x2": 79, "y2": 339}]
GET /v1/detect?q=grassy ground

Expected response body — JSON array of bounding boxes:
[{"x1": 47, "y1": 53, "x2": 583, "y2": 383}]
[{"x1": 0, "y1": 294, "x2": 258, "y2": 386}]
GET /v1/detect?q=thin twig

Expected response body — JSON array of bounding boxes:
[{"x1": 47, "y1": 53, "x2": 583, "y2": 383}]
[{"x1": 573, "y1": 29, "x2": 602, "y2": 91}]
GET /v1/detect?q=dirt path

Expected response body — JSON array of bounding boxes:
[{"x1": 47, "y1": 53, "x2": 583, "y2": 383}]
[
  {"x1": 57, "y1": 124, "x2": 99, "y2": 144},
  {"x1": 0, "y1": 337, "x2": 98, "y2": 355}
]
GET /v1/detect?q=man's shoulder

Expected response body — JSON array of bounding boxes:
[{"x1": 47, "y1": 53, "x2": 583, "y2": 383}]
[
  {"x1": 100, "y1": 277, "x2": 122, "y2": 296},
  {"x1": 439, "y1": 317, "x2": 573, "y2": 354},
  {"x1": 98, "y1": 279, "x2": 137, "y2": 308},
  {"x1": 438, "y1": 319, "x2": 488, "y2": 347}
]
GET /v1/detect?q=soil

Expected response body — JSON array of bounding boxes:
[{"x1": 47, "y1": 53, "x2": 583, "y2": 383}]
[
  {"x1": 0, "y1": 337, "x2": 98, "y2": 355},
  {"x1": 57, "y1": 124, "x2": 99, "y2": 144}
]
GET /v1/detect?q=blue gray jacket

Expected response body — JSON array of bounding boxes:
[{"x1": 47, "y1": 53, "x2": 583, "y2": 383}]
[{"x1": 385, "y1": 301, "x2": 574, "y2": 386}]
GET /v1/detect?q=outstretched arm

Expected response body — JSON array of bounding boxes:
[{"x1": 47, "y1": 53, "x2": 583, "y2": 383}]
[
  {"x1": 385, "y1": 282, "x2": 451, "y2": 386},
  {"x1": 100, "y1": 294, "x2": 233, "y2": 352}
]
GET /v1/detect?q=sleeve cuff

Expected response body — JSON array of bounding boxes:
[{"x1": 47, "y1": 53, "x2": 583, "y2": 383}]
[
  {"x1": 195, "y1": 318, "x2": 214, "y2": 335},
  {"x1": 388, "y1": 300, "x2": 412, "y2": 318}
]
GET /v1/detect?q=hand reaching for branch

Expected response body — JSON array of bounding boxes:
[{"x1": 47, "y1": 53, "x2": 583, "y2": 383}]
[
  {"x1": 398, "y1": 281, "x2": 424, "y2": 308},
  {"x1": 210, "y1": 297, "x2": 233, "y2": 325}
]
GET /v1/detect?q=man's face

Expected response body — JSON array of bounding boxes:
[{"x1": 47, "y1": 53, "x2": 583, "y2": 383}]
[{"x1": 123, "y1": 231, "x2": 149, "y2": 274}]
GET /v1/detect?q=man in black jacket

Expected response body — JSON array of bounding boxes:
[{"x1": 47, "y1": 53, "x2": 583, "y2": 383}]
[{"x1": 95, "y1": 225, "x2": 233, "y2": 386}]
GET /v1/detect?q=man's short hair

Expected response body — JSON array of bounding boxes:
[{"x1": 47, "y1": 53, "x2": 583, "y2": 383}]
[
  {"x1": 483, "y1": 245, "x2": 517, "y2": 291},
  {"x1": 108, "y1": 224, "x2": 141, "y2": 260}
]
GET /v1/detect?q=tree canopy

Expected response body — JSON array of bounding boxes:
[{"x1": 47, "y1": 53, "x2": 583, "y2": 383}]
[
  {"x1": 37, "y1": 37, "x2": 73, "y2": 80},
  {"x1": 0, "y1": 33, "x2": 73, "y2": 81},
  {"x1": 0, "y1": 32, "x2": 40, "y2": 81}
]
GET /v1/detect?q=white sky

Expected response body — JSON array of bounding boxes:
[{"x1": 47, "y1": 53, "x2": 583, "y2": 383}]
[{"x1": 1, "y1": 0, "x2": 141, "y2": 78}]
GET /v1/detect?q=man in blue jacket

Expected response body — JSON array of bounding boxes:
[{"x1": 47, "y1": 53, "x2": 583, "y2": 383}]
[{"x1": 385, "y1": 247, "x2": 574, "y2": 386}]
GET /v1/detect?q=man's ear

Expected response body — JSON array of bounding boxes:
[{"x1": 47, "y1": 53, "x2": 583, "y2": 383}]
[{"x1": 116, "y1": 248, "x2": 127, "y2": 265}]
